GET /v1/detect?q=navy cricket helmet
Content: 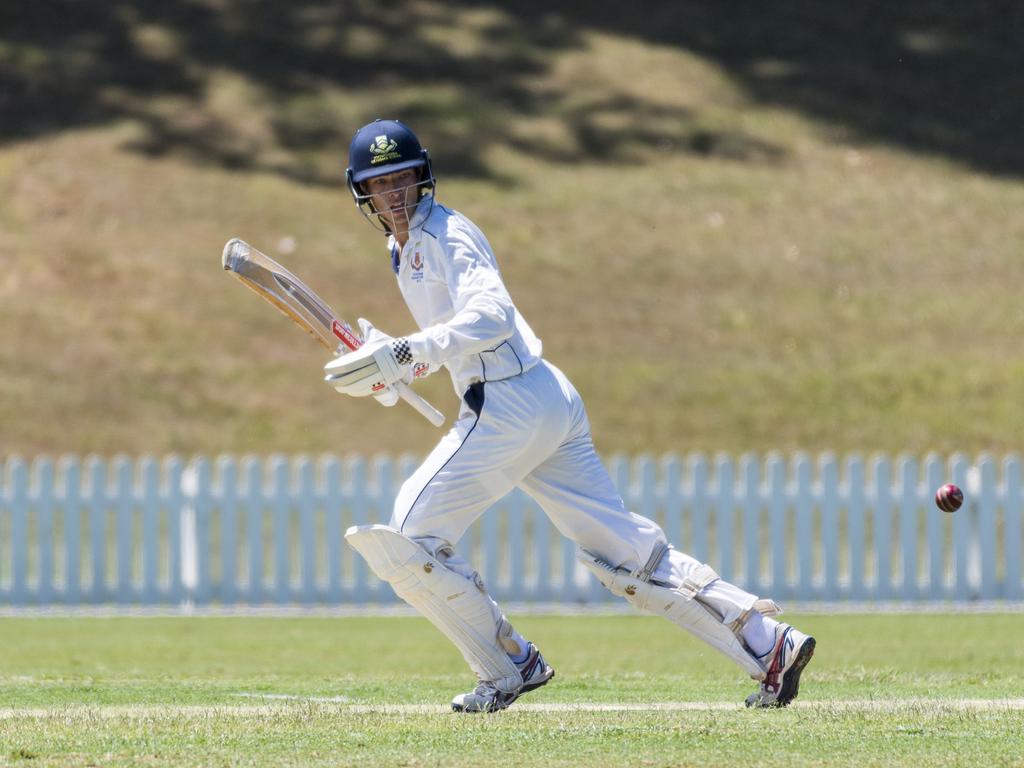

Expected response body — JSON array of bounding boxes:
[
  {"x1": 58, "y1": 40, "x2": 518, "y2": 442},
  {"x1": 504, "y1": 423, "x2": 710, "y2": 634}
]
[
  {"x1": 346, "y1": 119, "x2": 433, "y2": 183},
  {"x1": 345, "y1": 119, "x2": 436, "y2": 234}
]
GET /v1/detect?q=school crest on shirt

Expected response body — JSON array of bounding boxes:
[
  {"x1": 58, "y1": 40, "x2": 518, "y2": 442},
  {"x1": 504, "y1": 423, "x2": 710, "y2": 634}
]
[{"x1": 410, "y1": 244, "x2": 424, "y2": 281}]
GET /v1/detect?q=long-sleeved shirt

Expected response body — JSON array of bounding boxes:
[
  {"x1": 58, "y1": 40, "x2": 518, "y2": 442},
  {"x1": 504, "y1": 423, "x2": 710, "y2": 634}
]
[{"x1": 387, "y1": 195, "x2": 543, "y2": 396}]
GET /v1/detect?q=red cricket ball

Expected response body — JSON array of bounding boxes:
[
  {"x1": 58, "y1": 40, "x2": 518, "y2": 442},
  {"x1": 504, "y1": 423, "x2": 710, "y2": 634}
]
[{"x1": 935, "y1": 483, "x2": 963, "y2": 513}]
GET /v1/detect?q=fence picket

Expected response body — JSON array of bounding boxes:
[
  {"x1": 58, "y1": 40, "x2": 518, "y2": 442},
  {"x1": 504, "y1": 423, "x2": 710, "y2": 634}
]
[
  {"x1": 322, "y1": 456, "x2": 343, "y2": 601},
  {"x1": 298, "y1": 458, "x2": 317, "y2": 604},
  {"x1": 164, "y1": 457, "x2": 184, "y2": 603},
  {"x1": 114, "y1": 457, "x2": 134, "y2": 603},
  {"x1": 795, "y1": 455, "x2": 814, "y2": 599},
  {"x1": 742, "y1": 455, "x2": 761, "y2": 594},
  {"x1": 690, "y1": 455, "x2": 709, "y2": 564},
  {"x1": 217, "y1": 456, "x2": 238, "y2": 604},
  {"x1": 140, "y1": 458, "x2": 161, "y2": 603},
  {"x1": 61, "y1": 457, "x2": 82, "y2": 603},
  {"x1": 36, "y1": 458, "x2": 56, "y2": 604},
  {"x1": 86, "y1": 457, "x2": 107, "y2": 603},
  {"x1": 243, "y1": 457, "x2": 263, "y2": 604},
  {"x1": 924, "y1": 455, "x2": 945, "y2": 599},
  {"x1": 847, "y1": 457, "x2": 866, "y2": 601},
  {"x1": 951, "y1": 455, "x2": 970, "y2": 600},
  {"x1": 872, "y1": 457, "x2": 892, "y2": 600},
  {"x1": 766, "y1": 455, "x2": 787, "y2": 598},
  {"x1": 271, "y1": 457, "x2": 290, "y2": 604},
  {"x1": 978, "y1": 457, "x2": 998, "y2": 597},
  {"x1": 1004, "y1": 456, "x2": 1021, "y2": 601},
  {"x1": 898, "y1": 456, "x2": 918, "y2": 600},
  {"x1": 715, "y1": 455, "x2": 735, "y2": 583},
  {"x1": 820, "y1": 455, "x2": 839, "y2": 601},
  {"x1": 349, "y1": 457, "x2": 370, "y2": 602},
  {"x1": 10, "y1": 459, "x2": 29, "y2": 604},
  {"x1": 192, "y1": 458, "x2": 212, "y2": 605}
]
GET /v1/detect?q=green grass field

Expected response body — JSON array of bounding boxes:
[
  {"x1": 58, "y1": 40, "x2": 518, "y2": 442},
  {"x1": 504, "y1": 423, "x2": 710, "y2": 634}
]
[{"x1": 1, "y1": 613, "x2": 1023, "y2": 766}]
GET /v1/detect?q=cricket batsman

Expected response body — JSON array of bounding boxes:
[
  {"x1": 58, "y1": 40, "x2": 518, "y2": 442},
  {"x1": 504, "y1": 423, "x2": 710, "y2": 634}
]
[{"x1": 324, "y1": 119, "x2": 816, "y2": 712}]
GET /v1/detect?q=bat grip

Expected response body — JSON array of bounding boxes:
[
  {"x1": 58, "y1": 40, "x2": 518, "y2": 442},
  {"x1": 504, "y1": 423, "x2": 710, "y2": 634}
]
[{"x1": 395, "y1": 381, "x2": 446, "y2": 427}]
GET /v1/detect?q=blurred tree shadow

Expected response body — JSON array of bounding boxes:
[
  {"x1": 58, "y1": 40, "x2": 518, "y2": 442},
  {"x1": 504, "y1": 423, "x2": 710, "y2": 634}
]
[
  {"x1": 532, "y1": 0, "x2": 1022, "y2": 177},
  {"x1": 2, "y1": 1, "x2": 1020, "y2": 183}
]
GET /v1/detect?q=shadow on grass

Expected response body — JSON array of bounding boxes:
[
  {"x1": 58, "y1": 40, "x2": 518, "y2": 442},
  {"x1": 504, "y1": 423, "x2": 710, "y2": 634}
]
[{"x1": 2, "y1": 1, "x2": 1020, "y2": 181}]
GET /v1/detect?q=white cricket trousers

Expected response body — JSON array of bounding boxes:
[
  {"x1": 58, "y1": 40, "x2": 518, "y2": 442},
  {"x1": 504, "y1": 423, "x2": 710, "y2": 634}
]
[
  {"x1": 391, "y1": 360, "x2": 666, "y2": 573},
  {"x1": 391, "y1": 359, "x2": 772, "y2": 655}
]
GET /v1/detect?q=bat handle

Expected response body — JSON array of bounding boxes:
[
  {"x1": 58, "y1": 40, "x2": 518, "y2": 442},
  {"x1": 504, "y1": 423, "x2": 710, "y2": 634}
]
[{"x1": 395, "y1": 381, "x2": 446, "y2": 427}]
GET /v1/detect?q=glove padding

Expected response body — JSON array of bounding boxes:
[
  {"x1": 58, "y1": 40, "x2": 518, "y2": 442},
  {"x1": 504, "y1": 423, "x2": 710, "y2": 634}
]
[
  {"x1": 360, "y1": 318, "x2": 408, "y2": 407},
  {"x1": 323, "y1": 319, "x2": 409, "y2": 405}
]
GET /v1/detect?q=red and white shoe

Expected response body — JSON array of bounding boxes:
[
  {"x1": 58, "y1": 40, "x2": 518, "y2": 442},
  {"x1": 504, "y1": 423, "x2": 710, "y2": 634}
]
[{"x1": 745, "y1": 623, "x2": 816, "y2": 708}]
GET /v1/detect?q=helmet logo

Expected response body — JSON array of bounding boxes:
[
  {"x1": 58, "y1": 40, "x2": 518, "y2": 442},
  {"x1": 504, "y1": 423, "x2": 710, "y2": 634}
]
[{"x1": 369, "y1": 134, "x2": 401, "y2": 165}]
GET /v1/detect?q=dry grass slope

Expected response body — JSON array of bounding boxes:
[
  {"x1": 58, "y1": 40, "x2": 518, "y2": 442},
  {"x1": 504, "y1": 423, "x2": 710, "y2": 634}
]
[{"x1": 2, "y1": 2, "x2": 1023, "y2": 456}]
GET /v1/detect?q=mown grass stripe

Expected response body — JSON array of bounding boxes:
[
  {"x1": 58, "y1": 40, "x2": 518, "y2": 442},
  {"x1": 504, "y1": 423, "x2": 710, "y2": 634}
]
[{"x1": 3, "y1": 698, "x2": 1024, "y2": 720}]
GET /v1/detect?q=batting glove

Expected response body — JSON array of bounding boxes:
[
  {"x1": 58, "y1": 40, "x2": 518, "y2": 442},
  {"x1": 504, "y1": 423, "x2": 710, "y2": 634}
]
[
  {"x1": 359, "y1": 318, "x2": 434, "y2": 382},
  {"x1": 323, "y1": 319, "x2": 413, "y2": 402},
  {"x1": 359, "y1": 318, "x2": 408, "y2": 407}
]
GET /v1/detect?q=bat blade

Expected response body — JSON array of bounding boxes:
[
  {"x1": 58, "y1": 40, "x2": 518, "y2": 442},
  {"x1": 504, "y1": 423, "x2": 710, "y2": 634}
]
[
  {"x1": 222, "y1": 238, "x2": 351, "y2": 351},
  {"x1": 221, "y1": 238, "x2": 446, "y2": 427}
]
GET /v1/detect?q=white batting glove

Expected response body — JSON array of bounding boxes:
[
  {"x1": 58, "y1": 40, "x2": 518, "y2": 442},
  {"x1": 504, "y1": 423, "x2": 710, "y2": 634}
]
[
  {"x1": 358, "y1": 318, "x2": 434, "y2": 383},
  {"x1": 323, "y1": 319, "x2": 412, "y2": 403},
  {"x1": 323, "y1": 340, "x2": 404, "y2": 397},
  {"x1": 357, "y1": 318, "x2": 409, "y2": 407}
]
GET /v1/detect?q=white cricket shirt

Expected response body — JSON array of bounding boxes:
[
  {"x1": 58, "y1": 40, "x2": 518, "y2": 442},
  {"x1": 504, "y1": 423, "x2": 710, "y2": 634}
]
[{"x1": 387, "y1": 195, "x2": 543, "y2": 396}]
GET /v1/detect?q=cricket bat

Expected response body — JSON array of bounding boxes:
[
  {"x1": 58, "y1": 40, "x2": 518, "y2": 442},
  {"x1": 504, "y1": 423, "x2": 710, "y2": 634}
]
[{"x1": 221, "y1": 238, "x2": 445, "y2": 427}]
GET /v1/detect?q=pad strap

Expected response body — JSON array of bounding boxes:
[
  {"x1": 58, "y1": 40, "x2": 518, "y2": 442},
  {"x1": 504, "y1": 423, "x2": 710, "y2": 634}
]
[
  {"x1": 678, "y1": 562, "x2": 719, "y2": 599},
  {"x1": 673, "y1": 560, "x2": 782, "y2": 635},
  {"x1": 631, "y1": 541, "x2": 669, "y2": 583},
  {"x1": 729, "y1": 598, "x2": 783, "y2": 634}
]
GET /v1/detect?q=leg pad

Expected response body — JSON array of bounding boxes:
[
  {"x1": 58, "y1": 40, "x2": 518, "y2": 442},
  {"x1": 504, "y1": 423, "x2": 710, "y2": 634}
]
[
  {"x1": 346, "y1": 525, "x2": 521, "y2": 690},
  {"x1": 579, "y1": 549, "x2": 767, "y2": 680}
]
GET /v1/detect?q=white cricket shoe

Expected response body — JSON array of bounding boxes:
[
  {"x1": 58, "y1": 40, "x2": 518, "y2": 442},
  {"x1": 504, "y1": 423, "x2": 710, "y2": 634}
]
[
  {"x1": 451, "y1": 642, "x2": 555, "y2": 713},
  {"x1": 745, "y1": 623, "x2": 816, "y2": 708}
]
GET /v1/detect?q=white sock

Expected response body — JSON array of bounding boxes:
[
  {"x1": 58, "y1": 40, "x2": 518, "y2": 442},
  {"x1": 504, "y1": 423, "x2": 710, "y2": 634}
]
[
  {"x1": 741, "y1": 610, "x2": 779, "y2": 658},
  {"x1": 507, "y1": 630, "x2": 530, "y2": 663}
]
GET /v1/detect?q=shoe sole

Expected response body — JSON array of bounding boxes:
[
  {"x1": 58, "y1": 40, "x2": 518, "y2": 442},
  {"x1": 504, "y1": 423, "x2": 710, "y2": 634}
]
[
  {"x1": 521, "y1": 665, "x2": 555, "y2": 695},
  {"x1": 451, "y1": 699, "x2": 507, "y2": 713},
  {"x1": 774, "y1": 636, "x2": 815, "y2": 707}
]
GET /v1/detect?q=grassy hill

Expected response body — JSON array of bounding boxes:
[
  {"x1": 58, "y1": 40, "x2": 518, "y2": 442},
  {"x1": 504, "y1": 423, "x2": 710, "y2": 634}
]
[{"x1": 3, "y1": 2, "x2": 1023, "y2": 457}]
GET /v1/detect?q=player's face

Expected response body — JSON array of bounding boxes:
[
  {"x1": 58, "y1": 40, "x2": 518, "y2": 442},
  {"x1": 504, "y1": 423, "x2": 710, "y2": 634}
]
[{"x1": 364, "y1": 169, "x2": 420, "y2": 232}]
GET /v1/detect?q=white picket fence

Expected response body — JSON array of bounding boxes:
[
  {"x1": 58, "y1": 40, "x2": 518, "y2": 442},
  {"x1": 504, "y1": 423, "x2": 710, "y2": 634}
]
[{"x1": 0, "y1": 453, "x2": 1021, "y2": 606}]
